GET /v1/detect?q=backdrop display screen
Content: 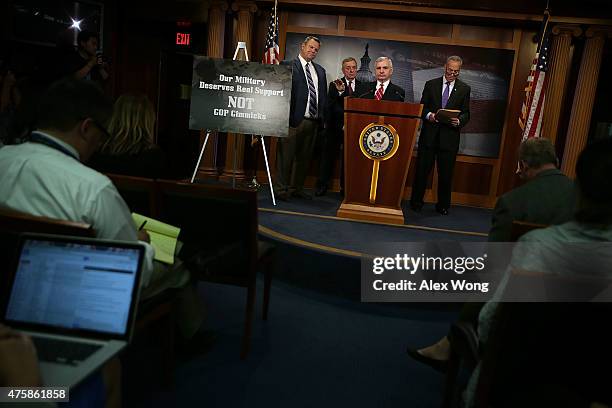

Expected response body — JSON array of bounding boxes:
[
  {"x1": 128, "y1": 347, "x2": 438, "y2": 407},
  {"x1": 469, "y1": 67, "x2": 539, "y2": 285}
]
[
  {"x1": 189, "y1": 57, "x2": 292, "y2": 137},
  {"x1": 285, "y1": 33, "x2": 514, "y2": 157}
]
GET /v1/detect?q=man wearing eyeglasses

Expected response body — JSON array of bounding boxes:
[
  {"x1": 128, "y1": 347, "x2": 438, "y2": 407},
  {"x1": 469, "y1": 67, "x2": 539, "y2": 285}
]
[
  {"x1": 410, "y1": 55, "x2": 471, "y2": 215},
  {"x1": 0, "y1": 78, "x2": 205, "y2": 343}
]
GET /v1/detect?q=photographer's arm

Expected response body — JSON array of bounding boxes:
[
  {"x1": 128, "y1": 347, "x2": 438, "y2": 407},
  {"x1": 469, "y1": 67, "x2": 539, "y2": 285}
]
[
  {"x1": 96, "y1": 55, "x2": 110, "y2": 80},
  {"x1": 74, "y1": 56, "x2": 96, "y2": 80},
  {"x1": 98, "y1": 66, "x2": 109, "y2": 80}
]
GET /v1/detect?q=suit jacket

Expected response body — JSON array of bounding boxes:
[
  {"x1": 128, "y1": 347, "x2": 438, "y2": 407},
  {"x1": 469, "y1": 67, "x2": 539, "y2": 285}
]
[
  {"x1": 326, "y1": 77, "x2": 361, "y2": 132},
  {"x1": 282, "y1": 58, "x2": 328, "y2": 128},
  {"x1": 487, "y1": 169, "x2": 577, "y2": 242},
  {"x1": 355, "y1": 81, "x2": 405, "y2": 102},
  {"x1": 419, "y1": 77, "x2": 470, "y2": 152}
]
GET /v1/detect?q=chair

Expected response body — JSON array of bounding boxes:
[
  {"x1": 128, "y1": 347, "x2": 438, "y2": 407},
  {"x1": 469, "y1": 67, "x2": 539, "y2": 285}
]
[
  {"x1": 106, "y1": 173, "x2": 158, "y2": 217},
  {"x1": 442, "y1": 220, "x2": 550, "y2": 407},
  {"x1": 0, "y1": 207, "x2": 95, "y2": 237},
  {"x1": 156, "y1": 180, "x2": 275, "y2": 359},
  {"x1": 509, "y1": 220, "x2": 547, "y2": 242},
  {"x1": 0, "y1": 208, "x2": 95, "y2": 291},
  {"x1": 474, "y1": 301, "x2": 612, "y2": 407}
]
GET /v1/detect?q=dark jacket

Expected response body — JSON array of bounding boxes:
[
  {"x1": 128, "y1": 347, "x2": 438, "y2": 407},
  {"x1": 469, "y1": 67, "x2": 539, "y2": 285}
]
[
  {"x1": 282, "y1": 57, "x2": 327, "y2": 128},
  {"x1": 355, "y1": 81, "x2": 405, "y2": 102},
  {"x1": 419, "y1": 77, "x2": 470, "y2": 152},
  {"x1": 488, "y1": 169, "x2": 577, "y2": 242},
  {"x1": 326, "y1": 77, "x2": 361, "y2": 132}
]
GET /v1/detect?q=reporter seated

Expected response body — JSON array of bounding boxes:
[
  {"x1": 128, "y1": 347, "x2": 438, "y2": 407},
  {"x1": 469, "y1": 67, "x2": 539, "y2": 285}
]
[
  {"x1": 465, "y1": 138, "x2": 612, "y2": 408},
  {"x1": 0, "y1": 78, "x2": 202, "y2": 343}
]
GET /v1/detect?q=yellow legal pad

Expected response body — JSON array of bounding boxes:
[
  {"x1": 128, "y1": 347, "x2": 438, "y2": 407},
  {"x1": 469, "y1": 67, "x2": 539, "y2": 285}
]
[{"x1": 132, "y1": 213, "x2": 180, "y2": 264}]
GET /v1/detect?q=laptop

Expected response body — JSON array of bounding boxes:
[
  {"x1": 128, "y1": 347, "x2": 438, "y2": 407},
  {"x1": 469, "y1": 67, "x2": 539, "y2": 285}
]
[{"x1": 2, "y1": 233, "x2": 145, "y2": 388}]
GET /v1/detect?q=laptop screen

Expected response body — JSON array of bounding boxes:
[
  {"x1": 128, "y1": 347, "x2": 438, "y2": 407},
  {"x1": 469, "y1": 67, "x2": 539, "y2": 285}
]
[{"x1": 4, "y1": 236, "x2": 143, "y2": 339}]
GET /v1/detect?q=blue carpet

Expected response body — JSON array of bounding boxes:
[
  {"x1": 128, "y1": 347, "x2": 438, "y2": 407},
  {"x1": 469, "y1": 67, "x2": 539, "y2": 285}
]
[
  {"x1": 144, "y1": 279, "x2": 455, "y2": 408},
  {"x1": 258, "y1": 189, "x2": 493, "y2": 238},
  {"x1": 129, "y1": 184, "x2": 492, "y2": 407},
  {"x1": 260, "y1": 212, "x2": 485, "y2": 254},
  {"x1": 256, "y1": 189, "x2": 489, "y2": 299}
]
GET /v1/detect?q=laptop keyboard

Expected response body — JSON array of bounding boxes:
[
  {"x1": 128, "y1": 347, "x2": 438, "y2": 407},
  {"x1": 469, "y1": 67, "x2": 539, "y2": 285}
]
[{"x1": 32, "y1": 337, "x2": 102, "y2": 366}]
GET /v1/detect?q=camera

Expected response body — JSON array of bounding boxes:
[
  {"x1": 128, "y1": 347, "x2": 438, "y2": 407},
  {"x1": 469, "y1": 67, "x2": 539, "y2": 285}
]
[{"x1": 96, "y1": 52, "x2": 111, "y2": 65}]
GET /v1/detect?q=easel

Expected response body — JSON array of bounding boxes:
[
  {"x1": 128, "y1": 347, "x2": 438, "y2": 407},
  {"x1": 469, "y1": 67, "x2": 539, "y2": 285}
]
[{"x1": 190, "y1": 42, "x2": 276, "y2": 206}]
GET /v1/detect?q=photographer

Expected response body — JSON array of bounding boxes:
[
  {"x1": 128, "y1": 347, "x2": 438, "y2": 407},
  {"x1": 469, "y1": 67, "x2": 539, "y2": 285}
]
[{"x1": 74, "y1": 30, "x2": 109, "y2": 85}]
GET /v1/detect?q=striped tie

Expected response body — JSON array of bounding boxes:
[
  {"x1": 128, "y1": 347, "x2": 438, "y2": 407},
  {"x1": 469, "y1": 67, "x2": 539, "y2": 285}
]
[
  {"x1": 375, "y1": 83, "x2": 384, "y2": 101},
  {"x1": 305, "y1": 63, "x2": 317, "y2": 118}
]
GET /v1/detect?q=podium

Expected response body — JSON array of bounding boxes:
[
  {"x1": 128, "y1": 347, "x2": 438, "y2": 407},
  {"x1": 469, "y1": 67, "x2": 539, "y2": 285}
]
[{"x1": 337, "y1": 98, "x2": 422, "y2": 225}]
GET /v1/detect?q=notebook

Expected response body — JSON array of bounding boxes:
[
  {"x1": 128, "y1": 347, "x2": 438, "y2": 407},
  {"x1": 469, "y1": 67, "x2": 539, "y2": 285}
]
[
  {"x1": 132, "y1": 213, "x2": 180, "y2": 264},
  {"x1": 2, "y1": 233, "x2": 145, "y2": 388}
]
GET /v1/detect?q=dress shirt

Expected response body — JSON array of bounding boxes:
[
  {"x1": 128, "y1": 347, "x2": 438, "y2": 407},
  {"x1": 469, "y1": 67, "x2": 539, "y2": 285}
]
[
  {"x1": 0, "y1": 131, "x2": 155, "y2": 286},
  {"x1": 298, "y1": 54, "x2": 319, "y2": 118},
  {"x1": 376, "y1": 79, "x2": 390, "y2": 96},
  {"x1": 339, "y1": 78, "x2": 355, "y2": 95}
]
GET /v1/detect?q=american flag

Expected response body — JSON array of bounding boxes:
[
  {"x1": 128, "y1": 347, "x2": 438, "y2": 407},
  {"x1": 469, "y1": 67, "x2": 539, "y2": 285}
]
[
  {"x1": 262, "y1": 11, "x2": 280, "y2": 65},
  {"x1": 519, "y1": 9, "x2": 551, "y2": 141}
]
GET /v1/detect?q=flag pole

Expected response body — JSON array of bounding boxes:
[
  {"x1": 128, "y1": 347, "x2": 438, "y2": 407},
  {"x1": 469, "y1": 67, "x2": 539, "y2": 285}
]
[
  {"x1": 273, "y1": 0, "x2": 278, "y2": 32},
  {"x1": 516, "y1": 4, "x2": 551, "y2": 172},
  {"x1": 537, "y1": 6, "x2": 550, "y2": 52},
  {"x1": 273, "y1": 0, "x2": 278, "y2": 60}
]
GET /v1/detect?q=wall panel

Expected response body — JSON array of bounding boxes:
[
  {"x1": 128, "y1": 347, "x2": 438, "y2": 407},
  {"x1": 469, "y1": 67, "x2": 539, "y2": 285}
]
[{"x1": 345, "y1": 16, "x2": 452, "y2": 37}]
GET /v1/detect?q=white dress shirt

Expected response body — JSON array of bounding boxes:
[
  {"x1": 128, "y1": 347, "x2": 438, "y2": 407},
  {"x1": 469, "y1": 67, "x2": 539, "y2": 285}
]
[
  {"x1": 0, "y1": 132, "x2": 155, "y2": 286},
  {"x1": 339, "y1": 78, "x2": 355, "y2": 95},
  {"x1": 298, "y1": 54, "x2": 319, "y2": 118}
]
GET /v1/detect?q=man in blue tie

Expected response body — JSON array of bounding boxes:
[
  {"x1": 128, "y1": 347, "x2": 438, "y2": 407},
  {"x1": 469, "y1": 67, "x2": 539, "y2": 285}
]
[
  {"x1": 410, "y1": 55, "x2": 471, "y2": 215},
  {"x1": 276, "y1": 36, "x2": 327, "y2": 200}
]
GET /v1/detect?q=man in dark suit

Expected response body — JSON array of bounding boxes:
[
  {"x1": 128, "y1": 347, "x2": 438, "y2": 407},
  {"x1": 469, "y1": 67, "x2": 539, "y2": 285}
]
[
  {"x1": 355, "y1": 57, "x2": 405, "y2": 102},
  {"x1": 276, "y1": 36, "x2": 327, "y2": 200},
  {"x1": 315, "y1": 57, "x2": 360, "y2": 197},
  {"x1": 410, "y1": 55, "x2": 471, "y2": 215},
  {"x1": 488, "y1": 137, "x2": 577, "y2": 241}
]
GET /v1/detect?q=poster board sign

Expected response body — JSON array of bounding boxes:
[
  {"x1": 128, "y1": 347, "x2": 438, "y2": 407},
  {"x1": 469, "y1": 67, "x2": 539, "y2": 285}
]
[{"x1": 189, "y1": 57, "x2": 292, "y2": 137}]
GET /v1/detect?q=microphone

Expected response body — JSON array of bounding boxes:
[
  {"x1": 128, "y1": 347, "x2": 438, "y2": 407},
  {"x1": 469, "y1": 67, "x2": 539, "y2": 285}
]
[{"x1": 355, "y1": 88, "x2": 374, "y2": 98}]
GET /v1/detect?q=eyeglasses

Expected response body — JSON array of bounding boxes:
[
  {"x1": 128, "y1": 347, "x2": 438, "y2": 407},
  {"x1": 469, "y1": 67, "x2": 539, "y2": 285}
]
[
  {"x1": 446, "y1": 68, "x2": 460, "y2": 76},
  {"x1": 90, "y1": 119, "x2": 111, "y2": 140}
]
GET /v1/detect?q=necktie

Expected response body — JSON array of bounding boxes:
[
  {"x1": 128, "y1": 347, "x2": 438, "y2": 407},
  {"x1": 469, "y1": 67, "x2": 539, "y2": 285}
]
[
  {"x1": 375, "y1": 83, "x2": 384, "y2": 100},
  {"x1": 442, "y1": 81, "x2": 451, "y2": 108},
  {"x1": 305, "y1": 63, "x2": 317, "y2": 118},
  {"x1": 347, "y1": 81, "x2": 353, "y2": 95}
]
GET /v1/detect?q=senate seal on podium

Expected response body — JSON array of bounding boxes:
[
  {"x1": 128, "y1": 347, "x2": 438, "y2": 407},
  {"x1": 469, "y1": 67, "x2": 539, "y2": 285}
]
[
  {"x1": 358, "y1": 123, "x2": 400, "y2": 204},
  {"x1": 359, "y1": 123, "x2": 399, "y2": 161}
]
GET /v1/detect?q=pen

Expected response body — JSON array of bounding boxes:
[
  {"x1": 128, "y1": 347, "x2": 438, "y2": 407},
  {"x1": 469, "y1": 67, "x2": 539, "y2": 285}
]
[{"x1": 138, "y1": 220, "x2": 147, "y2": 230}]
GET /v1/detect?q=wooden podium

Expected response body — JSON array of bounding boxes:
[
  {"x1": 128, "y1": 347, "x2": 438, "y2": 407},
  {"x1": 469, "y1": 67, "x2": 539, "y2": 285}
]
[{"x1": 337, "y1": 98, "x2": 423, "y2": 225}]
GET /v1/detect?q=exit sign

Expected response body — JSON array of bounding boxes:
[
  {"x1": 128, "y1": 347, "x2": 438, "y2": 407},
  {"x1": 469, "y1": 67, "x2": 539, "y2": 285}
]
[{"x1": 176, "y1": 32, "x2": 191, "y2": 46}]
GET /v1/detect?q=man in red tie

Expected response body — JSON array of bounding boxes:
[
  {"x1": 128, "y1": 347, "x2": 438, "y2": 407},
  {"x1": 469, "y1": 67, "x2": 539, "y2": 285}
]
[
  {"x1": 355, "y1": 57, "x2": 405, "y2": 102},
  {"x1": 315, "y1": 57, "x2": 360, "y2": 197}
]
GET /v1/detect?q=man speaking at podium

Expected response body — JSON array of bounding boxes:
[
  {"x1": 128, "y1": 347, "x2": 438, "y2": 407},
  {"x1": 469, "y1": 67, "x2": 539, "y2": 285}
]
[
  {"x1": 410, "y1": 55, "x2": 471, "y2": 215},
  {"x1": 355, "y1": 57, "x2": 405, "y2": 102}
]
